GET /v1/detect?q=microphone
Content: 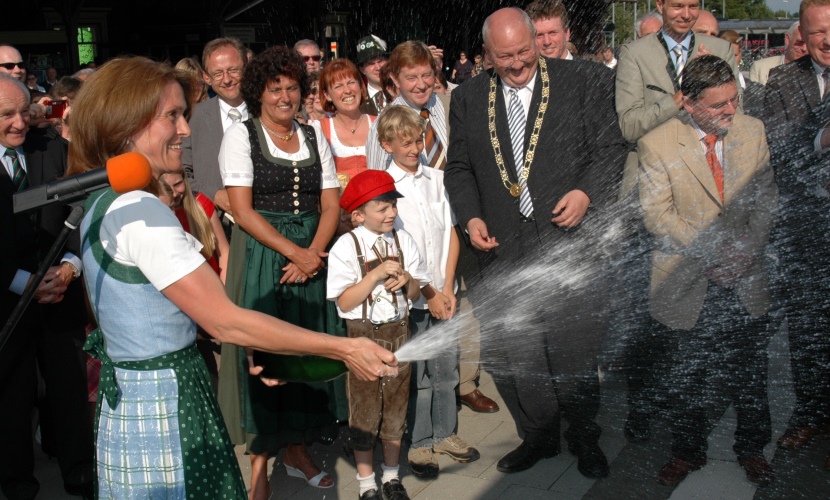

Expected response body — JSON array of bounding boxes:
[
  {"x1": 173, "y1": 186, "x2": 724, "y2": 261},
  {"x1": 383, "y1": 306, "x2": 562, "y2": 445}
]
[{"x1": 13, "y1": 152, "x2": 152, "y2": 214}]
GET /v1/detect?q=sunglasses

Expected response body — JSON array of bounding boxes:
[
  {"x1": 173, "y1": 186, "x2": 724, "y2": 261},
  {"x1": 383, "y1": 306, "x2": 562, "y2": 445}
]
[
  {"x1": 0, "y1": 62, "x2": 24, "y2": 70},
  {"x1": 303, "y1": 55, "x2": 322, "y2": 62}
]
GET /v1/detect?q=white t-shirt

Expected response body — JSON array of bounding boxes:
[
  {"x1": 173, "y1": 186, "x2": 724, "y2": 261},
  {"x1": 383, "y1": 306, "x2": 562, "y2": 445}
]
[
  {"x1": 218, "y1": 120, "x2": 339, "y2": 190},
  {"x1": 388, "y1": 162, "x2": 457, "y2": 309},
  {"x1": 95, "y1": 191, "x2": 206, "y2": 290},
  {"x1": 327, "y1": 226, "x2": 431, "y2": 322}
]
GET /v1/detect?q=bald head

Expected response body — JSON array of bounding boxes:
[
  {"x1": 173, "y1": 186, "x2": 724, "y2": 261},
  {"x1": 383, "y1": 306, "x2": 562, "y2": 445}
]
[
  {"x1": 693, "y1": 10, "x2": 719, "y2": 37},
  {"x1": 482, "y1": 8, "x2": 539, "y2": 89},
  {"x1": 483, "y1": 7, "x2": 536, "y2": 48},
  {"x1": 0, "y1": 45, "x2": 24, "y2": 82}
]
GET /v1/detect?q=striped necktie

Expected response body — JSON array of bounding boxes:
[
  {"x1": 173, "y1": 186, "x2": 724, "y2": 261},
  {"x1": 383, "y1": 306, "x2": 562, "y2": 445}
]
[
  {"x1": 823, "y1": 68, "x2": 830, "y2": 100},
  {"x1": 5, "y1": 148, "x2": 27, "y2": 192},
  {"x1": 420, "y1": 108, "x2": 446, "y2": 170},
  {"x1": 508, "y1": 89, "x2": 533, "y2": 217},
  {"x1": 673, "y1": 46, "x2": 685, "y2": 86}
]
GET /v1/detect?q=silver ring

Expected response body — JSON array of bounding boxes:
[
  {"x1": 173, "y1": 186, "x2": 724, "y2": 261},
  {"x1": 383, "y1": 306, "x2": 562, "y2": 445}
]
[
  {"x1": 312, "y1": 271, "x2": 318, "y2": 276},
  {"x1": 296, "y1": 277, "x2": 303, "y2": 284}
]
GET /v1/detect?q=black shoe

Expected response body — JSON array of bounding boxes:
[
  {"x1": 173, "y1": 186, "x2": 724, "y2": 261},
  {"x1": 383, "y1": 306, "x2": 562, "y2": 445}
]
[
  {"x1": 360, "y1": 488, "x2": 381, "y2": 500},
  {"x1": 624, "y1": 413, "x2": 650, "y2": 442},
  {"x1": 381, "y1": 479, "x2": 409, "y2": 500},
  {"x1": 568, "y1": 442, "x2": 609, "y2": 479},
  {"x1": 496, "y1": 440, "x2": 560, "y2": 473}
]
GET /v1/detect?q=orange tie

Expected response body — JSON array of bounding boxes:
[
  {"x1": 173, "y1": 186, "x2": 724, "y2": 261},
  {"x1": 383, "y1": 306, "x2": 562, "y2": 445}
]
[{"x1": 703, "y1": 134, "x2": 724, "y2": 203}]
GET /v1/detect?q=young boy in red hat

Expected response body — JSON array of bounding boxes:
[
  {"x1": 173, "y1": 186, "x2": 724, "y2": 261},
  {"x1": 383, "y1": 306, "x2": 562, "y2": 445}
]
[{"x1": 327, "y1": 169, "x2": 430, "y2": 500}]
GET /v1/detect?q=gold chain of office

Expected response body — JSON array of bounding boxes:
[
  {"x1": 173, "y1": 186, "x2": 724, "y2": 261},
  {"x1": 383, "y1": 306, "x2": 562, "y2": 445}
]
[{"x1": 487, "y1": 56, "x2": 549, "y2": 198}]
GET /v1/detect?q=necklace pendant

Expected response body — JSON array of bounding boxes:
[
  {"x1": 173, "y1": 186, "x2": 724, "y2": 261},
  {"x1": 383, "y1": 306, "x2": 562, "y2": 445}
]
[{"x1": 509, "y1": 183, "x2": 522, "y2": 197}]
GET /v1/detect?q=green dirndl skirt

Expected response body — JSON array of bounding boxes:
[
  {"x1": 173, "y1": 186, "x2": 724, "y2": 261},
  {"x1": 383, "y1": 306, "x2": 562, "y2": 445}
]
[
  {"x1": 84, "y1": 330, "x2": 247, "y2": 499},
  {"x1": 217, "y1": 210, "x2": 347, "y2": 454}
]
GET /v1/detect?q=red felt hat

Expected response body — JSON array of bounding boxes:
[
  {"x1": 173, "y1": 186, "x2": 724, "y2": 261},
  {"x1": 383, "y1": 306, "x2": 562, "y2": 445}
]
[{"x1": 339, "y1": 170, "x2": 404, "y2": 212}]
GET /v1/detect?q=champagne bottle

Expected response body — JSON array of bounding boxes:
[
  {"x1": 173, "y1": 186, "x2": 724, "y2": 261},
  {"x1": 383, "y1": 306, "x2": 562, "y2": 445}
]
[{"x1": 253, "y1": 351, "x2": 348, "y2": 382}]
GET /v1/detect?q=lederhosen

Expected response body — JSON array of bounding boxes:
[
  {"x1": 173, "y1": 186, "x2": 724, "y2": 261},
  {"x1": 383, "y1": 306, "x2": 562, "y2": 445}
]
[{"x1": 344, "y1": 230, "x2": 411, "y2": 451}]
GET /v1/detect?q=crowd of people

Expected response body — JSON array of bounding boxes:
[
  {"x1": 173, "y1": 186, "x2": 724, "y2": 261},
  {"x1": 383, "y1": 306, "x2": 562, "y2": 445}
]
[{"x1": 2, "y1": 0, "x2": 830, "y2": 498}]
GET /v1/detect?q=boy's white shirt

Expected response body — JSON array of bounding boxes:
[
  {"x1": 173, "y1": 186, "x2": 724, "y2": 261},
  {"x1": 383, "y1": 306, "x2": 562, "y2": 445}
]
[
  {"x1": 327, "y1": 225, "x2": 431, "y2": 321},
  {"x1": 388, "y1": 161, "x2": 458, "y2": 310}
]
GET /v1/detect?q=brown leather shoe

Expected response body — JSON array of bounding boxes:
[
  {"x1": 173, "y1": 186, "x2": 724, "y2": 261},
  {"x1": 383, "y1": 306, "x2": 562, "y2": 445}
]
[
  {"x1": 458, "y1": 389, "x2": 499, "y2": 413},
  {"x1": 656, "y1": 457, "x2": 706, "y2": 486},
  {"x1": 738, "y1": 455, "x2": 775, "y2": 487},
  {"x1": 777, "y1": 426, "x2": 816, "y2": 449}
]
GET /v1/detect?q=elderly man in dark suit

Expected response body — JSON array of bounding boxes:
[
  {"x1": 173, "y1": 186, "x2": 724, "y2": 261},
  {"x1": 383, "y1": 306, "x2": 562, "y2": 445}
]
[
  {"x1": 444, "y1": 7, "x2": 627, "y2": 478},
  {"x1": 0, "y1": 74, "x2": 85, "y2": 500},
  {"x1": 764, "y1": 0, "x2": 830, "y2": 463}
]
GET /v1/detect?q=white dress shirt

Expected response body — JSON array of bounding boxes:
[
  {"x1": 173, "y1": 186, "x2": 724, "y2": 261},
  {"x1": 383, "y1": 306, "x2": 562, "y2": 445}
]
[
  {"x1": 327, "y1": 226, "x2": 430, "y2": 322},
  {"x1": 388, "y1": 162, "x2": 456, "y2": 309}
]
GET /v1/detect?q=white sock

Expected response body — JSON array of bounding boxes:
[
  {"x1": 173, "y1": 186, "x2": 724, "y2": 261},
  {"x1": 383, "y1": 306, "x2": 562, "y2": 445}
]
[
  {"x1": 357, "y1": 472, "x2": 377, "y2": 495},
  {"x1": 381, "y1": 463, "x2": 400, "y2": 484}
]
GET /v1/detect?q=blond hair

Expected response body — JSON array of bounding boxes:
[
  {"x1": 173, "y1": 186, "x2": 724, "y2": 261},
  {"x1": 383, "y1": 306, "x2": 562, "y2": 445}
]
[
  {"x1": 376, "y1": 105, "x2": 426, "y2": 145},
  {"x1": 159, "y1": 174, "x2": 216, "y2": 260}
]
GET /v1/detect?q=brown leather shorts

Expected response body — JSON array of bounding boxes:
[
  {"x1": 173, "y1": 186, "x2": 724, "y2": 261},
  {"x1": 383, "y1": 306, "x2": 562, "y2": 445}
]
[{"x1": 344, "y1": 318, "x2": 411, "y2": 451}]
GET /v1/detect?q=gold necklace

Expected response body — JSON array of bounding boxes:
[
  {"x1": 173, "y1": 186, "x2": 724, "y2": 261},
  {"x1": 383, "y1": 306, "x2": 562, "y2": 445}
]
[
  {"x1": 261, "y1": 120, "x2": 295, "y2": 141},
  {"x1": 336, "y1": 114, "x2": 362, "y2": 134},
  {"x1": 487, "y1": 57, "x2": 549, "y2": 197}
]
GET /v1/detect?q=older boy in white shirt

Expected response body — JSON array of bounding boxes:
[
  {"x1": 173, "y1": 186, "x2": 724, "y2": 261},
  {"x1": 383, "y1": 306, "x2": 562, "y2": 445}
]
[{"x1": 378, "y1": 106, "x2": 480, "y2": 478}]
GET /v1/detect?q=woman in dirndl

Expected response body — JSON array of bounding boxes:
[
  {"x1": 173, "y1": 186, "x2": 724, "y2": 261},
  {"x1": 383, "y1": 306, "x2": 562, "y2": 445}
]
[
  {"x1": 215, "y1": 46, "x2": 344, "y2": 499},
  {"x1": 67, "y1": 56, "x2": 398, "y2": 500}
]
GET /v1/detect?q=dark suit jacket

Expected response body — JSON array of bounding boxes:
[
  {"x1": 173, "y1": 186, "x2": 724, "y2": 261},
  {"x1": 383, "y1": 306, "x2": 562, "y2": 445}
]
[
  {"x1": 444, "y1": 57, "x2": 628, "y2": 267},
  {"x1": 182, "y1": 97, "x2": 225, "y2": 201},
  {"x1": 0, "y1": 151, "x2": 38, "y2": 314},
  {"x1": 22, "y1": 127, "x2": 87, "y2": 329},
  {"x1": 764, "y1": 55, "x2": 830, "y2": 201}
]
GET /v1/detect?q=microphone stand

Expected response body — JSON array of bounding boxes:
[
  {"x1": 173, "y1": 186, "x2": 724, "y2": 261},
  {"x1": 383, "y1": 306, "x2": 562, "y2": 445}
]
[{"x1": 0, "y1": 205, "x2": 85, "y2": 353}]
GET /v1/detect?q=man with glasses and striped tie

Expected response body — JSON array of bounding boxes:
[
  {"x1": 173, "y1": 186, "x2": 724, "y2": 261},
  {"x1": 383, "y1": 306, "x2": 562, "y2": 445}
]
[
  {"x1": 182, "y1": 37, "x2": 249, "y2": 236},
  {"x1": 444, "y1": 7, "x2": 627, "y2": 479}
]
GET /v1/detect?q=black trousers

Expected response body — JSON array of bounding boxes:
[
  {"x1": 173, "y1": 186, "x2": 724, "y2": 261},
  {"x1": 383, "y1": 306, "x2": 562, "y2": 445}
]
[
  {"x1": 776, "y1": 203, "x2": 830, "y2": 428},
  {"x1": 472, "y1": 219, "x2": 608, "y2": 449},
  {"x1": 660, "y1": 285, "x2": 772, "y2": 462},
  {"x1": 0, "y1": 303, "x2": 39, "y2": 500}
]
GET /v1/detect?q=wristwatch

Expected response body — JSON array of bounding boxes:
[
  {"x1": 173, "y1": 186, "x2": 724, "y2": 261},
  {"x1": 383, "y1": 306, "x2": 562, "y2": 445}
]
[{"x1": 61, "y1": 261, "x2": 80, "y2": 280}]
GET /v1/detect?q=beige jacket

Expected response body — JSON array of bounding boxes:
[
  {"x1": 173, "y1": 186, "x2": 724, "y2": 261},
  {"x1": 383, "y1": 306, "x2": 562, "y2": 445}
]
[{"x1": 638, "y1": 114, "x2": 778, "y2": 330}]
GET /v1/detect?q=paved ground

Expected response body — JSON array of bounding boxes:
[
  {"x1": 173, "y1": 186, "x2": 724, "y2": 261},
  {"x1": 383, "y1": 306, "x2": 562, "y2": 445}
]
[{"x1": 12, "y1": 322, "x2": 830, "y2": 499}]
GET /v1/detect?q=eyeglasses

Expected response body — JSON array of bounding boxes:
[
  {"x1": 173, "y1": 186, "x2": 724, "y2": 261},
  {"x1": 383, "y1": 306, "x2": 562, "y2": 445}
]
[
  {"x1": 492, "y1": 49, "x2": 536, "y2": 69},
  {"x1": 302, "y1": 55, "x2": 323, "y2": 62},
  {"x1": 0, "y1": 62, "x2": 24, "y2": 71},
  {"x1": 208, "y1": 67, "x2": 242, "y2": 83},
  {"x1": 706, "y1": 94, "x2": 742, "y2": 111}
]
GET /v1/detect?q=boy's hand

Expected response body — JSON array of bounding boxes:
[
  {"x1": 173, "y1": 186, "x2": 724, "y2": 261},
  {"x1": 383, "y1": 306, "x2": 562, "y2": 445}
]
[
  {"x1": 370, "y1": 260, "x2": 403, "y2": 281},
  {"x1": 427, "y1": 289, "x2": 451, "y2": 320},
  {"x1": 384, "y1": 270, "x2": 411, "y2": 293},
  {"x1": 443, "y1": 288, "x2": 458, "y2": 320}
]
